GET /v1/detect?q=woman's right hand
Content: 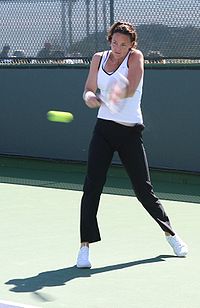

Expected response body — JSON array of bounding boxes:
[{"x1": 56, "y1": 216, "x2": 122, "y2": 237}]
[{"x1": 84, "y1": 91, "x2": 101, "y2": 109}]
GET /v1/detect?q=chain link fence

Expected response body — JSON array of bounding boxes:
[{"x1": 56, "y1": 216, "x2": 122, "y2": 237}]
[{"x1": 0, "y1": 0, "x2": 199, "y2": 60}]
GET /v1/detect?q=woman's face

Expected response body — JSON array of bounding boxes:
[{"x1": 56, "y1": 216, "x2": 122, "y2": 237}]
[{"x1": 110, "y1": 32, "x2": 133, "y2": 59}]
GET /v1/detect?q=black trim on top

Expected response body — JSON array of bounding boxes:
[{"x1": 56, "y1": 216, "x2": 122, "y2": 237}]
[
  {"x1": 97, "y1": 53, "x2": 103, "y2": 71},
  {"x1": 101, "y1": 50, "x2": 131, "y2": 76}
]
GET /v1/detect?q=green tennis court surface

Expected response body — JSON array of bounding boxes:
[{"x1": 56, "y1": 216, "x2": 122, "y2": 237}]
[{"x1": 0, "y1": 157, "x2": 199, "y2": 308}]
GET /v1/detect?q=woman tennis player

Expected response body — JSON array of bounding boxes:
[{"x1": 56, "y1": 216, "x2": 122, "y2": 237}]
[{"x1": 76, "y1": 21, "x2": 188, "y2": 268}]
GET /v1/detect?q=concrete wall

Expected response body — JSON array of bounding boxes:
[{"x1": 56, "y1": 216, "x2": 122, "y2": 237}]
[{"x1": 0, "y1": 66, "x2": 199, "y2": 172}]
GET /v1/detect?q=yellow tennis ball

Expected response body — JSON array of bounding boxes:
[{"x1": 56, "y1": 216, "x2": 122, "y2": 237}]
[{"x1": 47, "y1": 111, "x2": 74, "y2": 123}]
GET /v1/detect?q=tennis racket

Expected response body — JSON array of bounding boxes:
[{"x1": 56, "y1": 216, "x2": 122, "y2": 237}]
[{"x1": 98, "y1": 72, "x2": 129, "y2": 113}]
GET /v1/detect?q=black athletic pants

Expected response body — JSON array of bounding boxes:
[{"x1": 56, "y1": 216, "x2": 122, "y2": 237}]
[{"x1": 80, "y1": 119, "x2": 175, "y2": 243}]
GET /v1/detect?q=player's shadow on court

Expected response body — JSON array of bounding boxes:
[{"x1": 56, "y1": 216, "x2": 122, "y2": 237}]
[{"x1": 5, "y1": 255, "x2": 178, "y2": 294}]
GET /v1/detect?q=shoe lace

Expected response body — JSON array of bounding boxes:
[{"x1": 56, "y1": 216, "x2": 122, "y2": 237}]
[
  {"x1": 172, "y1": 236, "x2": 184, "y2": 248},
  {"x1": 79, "y1": 247, "x2": 89, "y2": 260}
]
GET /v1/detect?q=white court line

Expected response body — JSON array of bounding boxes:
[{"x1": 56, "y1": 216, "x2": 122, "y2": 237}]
[{"x1": 0, "y1": 300, "x2": 40, "y2": 308}]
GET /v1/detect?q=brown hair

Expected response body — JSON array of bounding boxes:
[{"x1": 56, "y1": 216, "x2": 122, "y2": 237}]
[{"x1": 107, "y1": 21, "x2": 137, "y2": 48}]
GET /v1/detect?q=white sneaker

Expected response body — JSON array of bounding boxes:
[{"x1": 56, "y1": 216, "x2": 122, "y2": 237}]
[
  {"x1": 76, "y1": 246, "x2": 91, "y2": 268},
  {"x1": 166, "y1": 234, "x2": 188, "y2": 257}
]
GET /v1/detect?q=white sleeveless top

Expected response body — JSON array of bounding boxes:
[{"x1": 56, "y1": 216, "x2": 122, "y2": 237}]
[{"x1": 97, "y1": 50, "x2": 143, "y2": 125}]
